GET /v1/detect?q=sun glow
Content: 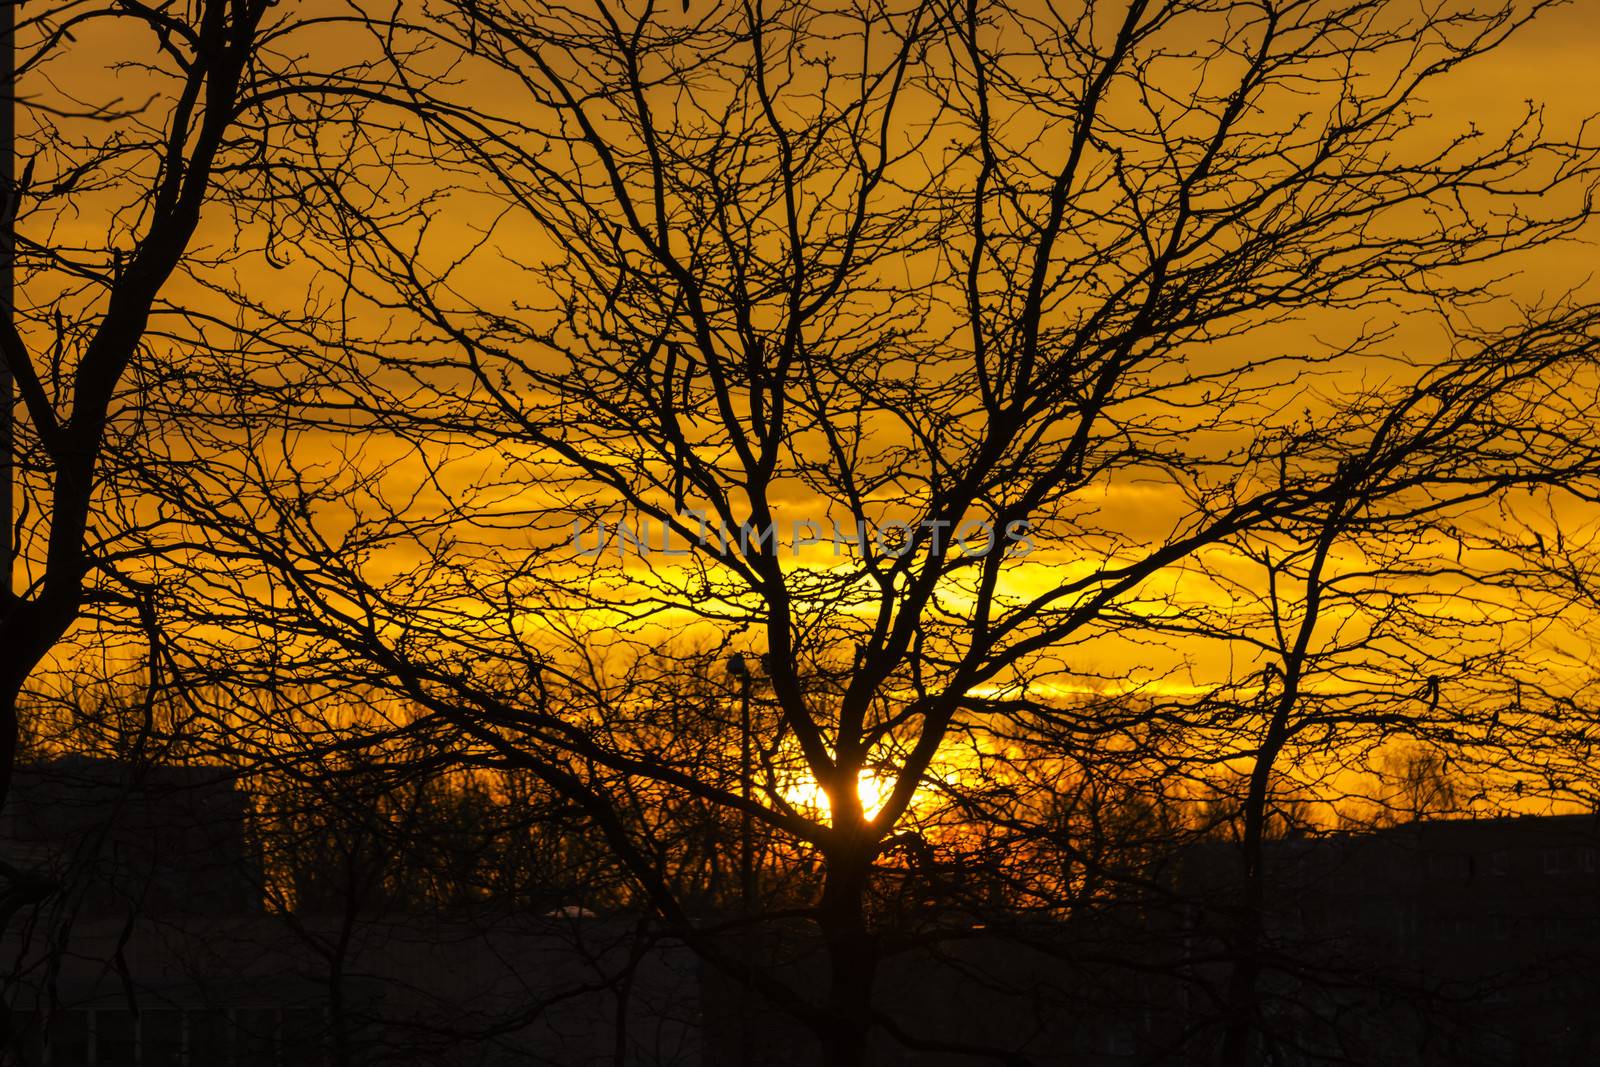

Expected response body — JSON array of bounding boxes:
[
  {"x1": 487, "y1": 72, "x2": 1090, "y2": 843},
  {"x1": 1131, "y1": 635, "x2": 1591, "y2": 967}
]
[{"x1": 782, "y1": 769, "x2": 895, "y2": 822}]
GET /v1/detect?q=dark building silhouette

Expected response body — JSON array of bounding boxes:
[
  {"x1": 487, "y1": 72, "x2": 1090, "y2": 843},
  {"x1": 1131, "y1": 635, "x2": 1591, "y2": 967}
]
[
  {"x1": 1177, "y1": 813, "x2": 1600, "y2": 1065},
  {"x1": 0, "y1": 757, "x2": 261, "y2": 919}
]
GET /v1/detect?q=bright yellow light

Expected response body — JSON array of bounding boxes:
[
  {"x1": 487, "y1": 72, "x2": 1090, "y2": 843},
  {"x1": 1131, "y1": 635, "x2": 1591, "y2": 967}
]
[{"x1": 783, "y1": 769, "x2": 893, "y2": 822}]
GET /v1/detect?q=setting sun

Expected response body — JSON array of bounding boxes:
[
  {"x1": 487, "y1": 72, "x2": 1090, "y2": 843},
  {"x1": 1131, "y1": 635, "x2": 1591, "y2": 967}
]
[{"x1": 781, "y1": 769, "x2": 895, "y2": 822}]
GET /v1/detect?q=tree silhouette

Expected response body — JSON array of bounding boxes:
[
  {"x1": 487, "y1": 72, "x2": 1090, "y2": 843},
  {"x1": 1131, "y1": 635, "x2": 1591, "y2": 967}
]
[
  {"x1": 108, "y1": 0, "x2": 1600, "y2": 1063},
  {"x1": 0, "y1": 0, "x2": 384, "y2": 813}
]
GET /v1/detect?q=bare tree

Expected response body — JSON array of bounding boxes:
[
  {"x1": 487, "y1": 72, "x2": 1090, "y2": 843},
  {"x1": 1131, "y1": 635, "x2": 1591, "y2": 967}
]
[
  {"x1": 131, "y1": 0, "x2": 1600, "y2": 1063},
  {"x1": 0, "y1": 0, "x2": 388, "y2": 813}
]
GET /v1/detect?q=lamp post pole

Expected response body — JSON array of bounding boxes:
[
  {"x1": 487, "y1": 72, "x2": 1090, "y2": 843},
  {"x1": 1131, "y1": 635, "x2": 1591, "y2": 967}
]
[
  {"x1": 728, "y1": 653, "x2": 756, "y2": 1064},
  {"x1": 728, "y1": 653, "x2": 756, "y2": 910},
  {"x1": 739, "y1": 670, "x2": 754, "y2": 911}
]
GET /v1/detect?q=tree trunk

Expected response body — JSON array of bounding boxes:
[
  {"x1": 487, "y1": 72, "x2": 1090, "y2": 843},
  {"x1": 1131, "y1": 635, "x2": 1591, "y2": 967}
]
[
  {"x1": 816, "y1": 851, "x2": 877, "y2": 1067},
  {"x1": 0, "y1": 602, "x2": 76, "y2": 808},
  {"x1": 1219, "y1": 694, "x2": 1289, "y2": 1067}
]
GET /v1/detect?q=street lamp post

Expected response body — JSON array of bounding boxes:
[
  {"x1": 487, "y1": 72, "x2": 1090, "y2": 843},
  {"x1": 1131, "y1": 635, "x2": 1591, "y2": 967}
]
[
  {"x1": 727, "y1": 652, "x2": 757, "y2": 1064},
  {"x1": 727, "y1": 653, "x2": 755, "y2": 911}
]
